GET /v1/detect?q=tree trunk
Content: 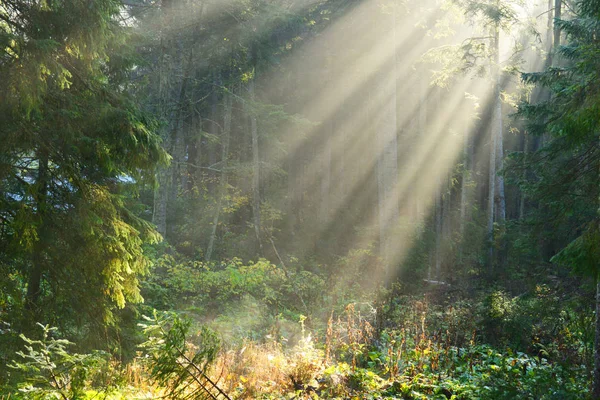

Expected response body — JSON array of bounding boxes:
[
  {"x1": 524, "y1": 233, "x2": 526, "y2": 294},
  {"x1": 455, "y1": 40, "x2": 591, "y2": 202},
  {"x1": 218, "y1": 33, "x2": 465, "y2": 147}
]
[
  {"x1": 416, "y1": 74, "x2": 427, "y2": 223},
  {"x1": 26, "y1": 150, "x2": 49, "y2": 311},
  {"x1": 434, "y1": 177, "x2": 443, "y2": 280},
  {"x1": 152, "y1": 0, "x2": 175, "y2": 237},
  {"x1": 493, "y1": 25, "x2": 506, "y2": 224},
  {"x1": 318, "y1": 119, "x2": 332, "y2": 230},
  {"x1": 170, "y1": 116, "x2": 185, "y2": 210},
  {"x1": 205, "y1": 90, "x2": 232, "y2": 261},
  {"x1": 287, "y1": 144, "x2": 299, "y2": 238},
  {"x1": 553, "y1": 0, "x2": 561, "y2": 50},
  {"x1": 208, "y1": 72, "x2": 220, "y2": 193},
  {"x1": 153, "y1": 169, "x2": 169, "y2": 237},
  {"x1": 188, "y1": 104, "x2": 202, "y2": 191},
  {"x1": 460, "y1": 113, "x2": 470, "y2": 237},
  {"x1": 249, "y1": 57, "x2": 263, "y2": 255},
  {"x1": 594, "y1": 278, "x2": 600, "y2": 399},
  {"x1": 376, "y1": 3, "x2": 399, "y2": 280},
  {"x1": 594, "y1": 136, "x2": 600, "y2": 399},
  {"x1": 495, "y1": 128, "x2": 506, "y2": 223},
  {"x1": 488, "y1": 22, "x2": 503, "y2": 269},
  {"x1": 519, "y1": 134, "x2": 528, "y2": 220}
]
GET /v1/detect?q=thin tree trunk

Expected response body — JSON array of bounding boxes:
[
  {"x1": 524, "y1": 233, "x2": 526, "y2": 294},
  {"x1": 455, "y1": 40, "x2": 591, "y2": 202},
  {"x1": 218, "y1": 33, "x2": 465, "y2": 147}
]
[
  {"x1": 553, "y1": 0, "x2": 561, "y2": 50},
  {"x1": 189, "y1": 105, "x2": 202, "y2": 191},
  {"x1": 488, "y1": 22, "x2": 503, "y2": 268},
  {"x1": 594, "y1": 278, "x2": 600, "y2": 399},
  {"x1": 487, "y1": 123, "x2": 497, "y2": 267},
  {"x1": 319, "y1": 119, "x2": 332, "y2": 228},
  {"x1": 287, "y1": 144, "x2": 298, "y2": 237},
  {"x1": 249, "y1": 56, "x2": 263, "y2": 255},
  {"x1": 205, "y1": 90, "x2": 232, "y2": 261},
  {"x1": 495, "y1": 131, "x2": 506, "y2": 223},
  {"x1": 594, "y1": 137, "x2": 600, "y2": 399},
  {"x1": 208, "y1": 72, "x2": 220, "y2": 193},
  {"x1": 416, "y1": 74, "x2": 427, "y2": 223},
  {"x1": 519, "y1": 134, "x2": 528, "y2": 220},
  {"x1": 26, "y1": 150, "x2": 49, "y2": 311},
  {"x1": 493, "y1": 26, "x2": 506, "y2": 224},
  {"x1": 152, "y1": 0, "x2": 174, "y2": 237},
  {"x1": 377, "y1": 3, "x2": 399, "y2": 280},
  {"x1": 434, "y1": 177, "x2": 443, "y2": 280},
  {"x1": 170, "y1": 116, "x2": 185, "y2": 208},
  {"x1": 153, "y1": 169, "x2": 169, "y2": 237},
  {"x1": 460, "y1": 113, "x2": 470, "y2": 237},
  {"x1": 188, "y1": 3, "x2": 205, "y2": 192}
]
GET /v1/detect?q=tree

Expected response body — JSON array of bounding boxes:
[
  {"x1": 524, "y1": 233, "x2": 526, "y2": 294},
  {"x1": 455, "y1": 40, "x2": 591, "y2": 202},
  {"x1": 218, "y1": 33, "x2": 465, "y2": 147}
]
[
  {"x1": 514, "y1": 0, "x2": 600, "y2": 394},
  {"x1": 205, "y1": 89, "x2": 232, "y2": 261},
  {"x1": 375, "y1": 0, "x2": 399, "y2": 278},
  {"x1": 0, "y1": 0, "x2": 166, "y2": 333}
]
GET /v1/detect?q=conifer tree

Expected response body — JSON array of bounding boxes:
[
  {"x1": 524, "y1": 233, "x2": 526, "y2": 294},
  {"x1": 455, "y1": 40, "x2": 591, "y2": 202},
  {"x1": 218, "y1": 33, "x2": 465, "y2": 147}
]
[
  {"x1": 0, "y1": 0, "x2": 166, "y2": 333},
  {"x1": 515, "y1": 0, "x2": 600, "y2": 393}
]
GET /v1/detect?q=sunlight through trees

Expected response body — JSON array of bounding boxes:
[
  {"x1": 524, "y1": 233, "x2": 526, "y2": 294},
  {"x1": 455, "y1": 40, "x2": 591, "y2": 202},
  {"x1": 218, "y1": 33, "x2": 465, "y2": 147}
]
[{"x1": 1, "y1": 0, "x2": 600, "y2": 397}]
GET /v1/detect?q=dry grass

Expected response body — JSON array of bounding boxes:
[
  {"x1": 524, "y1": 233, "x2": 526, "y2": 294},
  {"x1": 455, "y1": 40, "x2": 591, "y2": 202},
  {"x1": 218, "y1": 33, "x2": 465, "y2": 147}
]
[{"x1": 204, "y1": 303, "x2": 377, "y2": 399}]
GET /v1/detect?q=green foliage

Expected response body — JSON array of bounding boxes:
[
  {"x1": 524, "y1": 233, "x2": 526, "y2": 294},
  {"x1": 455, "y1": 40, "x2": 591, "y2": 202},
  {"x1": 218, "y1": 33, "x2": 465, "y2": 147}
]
[
  {"x1": 270, "y1": 326, "x2": 588, "y2": 399},
  {"x1": 513, "y1": 0, "x2": 600, "y2": 277},
  {"x1": 325, "y1": 245, "x2": 388, "y2": 308},
  {"x1": 145, "y1": 255, "x2": 324, "y2": 317},
  {"x1": 314, "y1": 295, "x2": 589, "y2": 399},
  {"x1": 139, "y1": 310, "x2": 221, "y2": 400},
  {"x1": 0, "y1": 0, "x2": 167, "y2": 340},
  {"x1": 7, "y1": 323, "x2": 113, "y2": 399},
  {"x1": 552, "y1": 222, "x2": 600, "y2": 279}
]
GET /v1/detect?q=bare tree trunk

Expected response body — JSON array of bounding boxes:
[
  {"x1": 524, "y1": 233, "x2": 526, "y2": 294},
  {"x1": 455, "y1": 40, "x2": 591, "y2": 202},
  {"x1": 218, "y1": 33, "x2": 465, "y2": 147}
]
[
  {"x1": 595, "y1": 278, "x2": 600, "y2": 399},
  {"x1": 188, "y1": 104, "x2": 202, "y2": 191},
  {"x1": 487, "y1": 123, "x2": 497, "y2": 266},
  {"x1": 376, "y1": 3, "x2": 399, "y2": 280},
  {"x1": 208, "y1": 72, "x2": 220, "y2": 193},
  {"x1": 495, "y1": 130, "x2": 506, "y2": 223},
  {"x1": 318, "y1": 119, "x2": 332, "y2": 227},
  {"x1": 519, "y1": 134, "x2": 528, "y2": 220},
  {"x1": 287, "y1": 142, "x2": 300, "y2": 238},
  {"x1": 493, "y1": 25, "x2": 506, "y2": 224},
  {"x1": 593, "y1": 138, "x2": 600, "y2": 400},
  {"x1": 153, "y1": 169, "x2": 169, "y2": 237},
  {"x1": 188, "y1": 3, "x2": 205, "y2": 192},
  {"x1": 287, "y1": 59, "x2": 304, "y2": 238},
  {"x1": 553, "y1": 0, "x2": 561, "y2": 50},
  {"x1": 170, "y1": 115, "x2": 185, "y2": 210},
  {"x1": 152, "y1": 0, "x2": 175, "y2": 237},
  {"x1": 488, "y1": 22, "x2": 503, "y2": 269},
  {"x1": 205, "y1": 90, "x2": 232, "y2": 261},
  {"x1": 416, "y1": 74, "x2": 427, "y2": 223},
  {"x1": 249, "y1": 58, "x2": 263, "y2": 255},
  {"x1": 434, "y1": 177, "x2": 443, "y2": 280},
  {"x1": 460, "y1": 113, "x2": 470, "y2": 237}
]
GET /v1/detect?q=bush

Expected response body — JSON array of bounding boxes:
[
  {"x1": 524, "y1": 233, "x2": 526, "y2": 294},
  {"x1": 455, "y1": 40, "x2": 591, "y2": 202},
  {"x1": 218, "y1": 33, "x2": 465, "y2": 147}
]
[
  {"x1": 139, "y1": 310, "x2": 221, "y2": 400},
  {"x1": 7, "y1": 323, "x2": 115, "y2": 399}
]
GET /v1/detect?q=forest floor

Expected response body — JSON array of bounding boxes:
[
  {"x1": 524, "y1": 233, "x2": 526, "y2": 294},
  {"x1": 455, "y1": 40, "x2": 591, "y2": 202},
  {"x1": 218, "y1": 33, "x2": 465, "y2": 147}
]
[{"x1": 1, "y1": 288, "x2": 592, "y2": 399}]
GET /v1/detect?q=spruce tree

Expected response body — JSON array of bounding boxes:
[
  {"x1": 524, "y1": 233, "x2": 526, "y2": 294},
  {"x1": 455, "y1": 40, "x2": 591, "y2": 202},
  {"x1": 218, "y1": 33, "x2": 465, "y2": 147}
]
[
  {"x1": 0, "y1": 0, "x2": 167, "y2": 337},
  {"x1": 514, "y1": 0, "x2": 600, "y2": 393}
]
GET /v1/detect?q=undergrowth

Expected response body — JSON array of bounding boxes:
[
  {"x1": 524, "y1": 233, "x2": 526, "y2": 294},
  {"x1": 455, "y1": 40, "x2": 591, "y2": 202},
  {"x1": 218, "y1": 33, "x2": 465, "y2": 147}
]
[{"x1": 0, "y1": 266, "x2": 592, "y2": 399}]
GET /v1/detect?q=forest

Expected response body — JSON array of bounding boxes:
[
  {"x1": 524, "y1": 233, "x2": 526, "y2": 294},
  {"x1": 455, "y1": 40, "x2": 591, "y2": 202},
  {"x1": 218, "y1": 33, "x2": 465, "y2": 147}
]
[{"x1": 1, "y1": 0, "x2": 599, "y2": 398}]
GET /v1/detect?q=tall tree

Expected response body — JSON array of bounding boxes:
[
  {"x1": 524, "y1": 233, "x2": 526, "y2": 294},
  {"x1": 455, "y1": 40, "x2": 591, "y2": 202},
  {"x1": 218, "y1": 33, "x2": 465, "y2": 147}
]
[
  {"x1": 249, "y1": 45, "x2": 263, "y2": 255},
  {"x1": 206, "y1": 89, "x2": 233, "y2": 261},
  {"x1": 514, "y1": 0, "x2": 600, "y2": 393},
  {"x1": 376, "y1": 1, "x2": 399, "y2": 278},
  {"x1": 0, "y1": 0, "x2": 166, "y2": 330}
]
